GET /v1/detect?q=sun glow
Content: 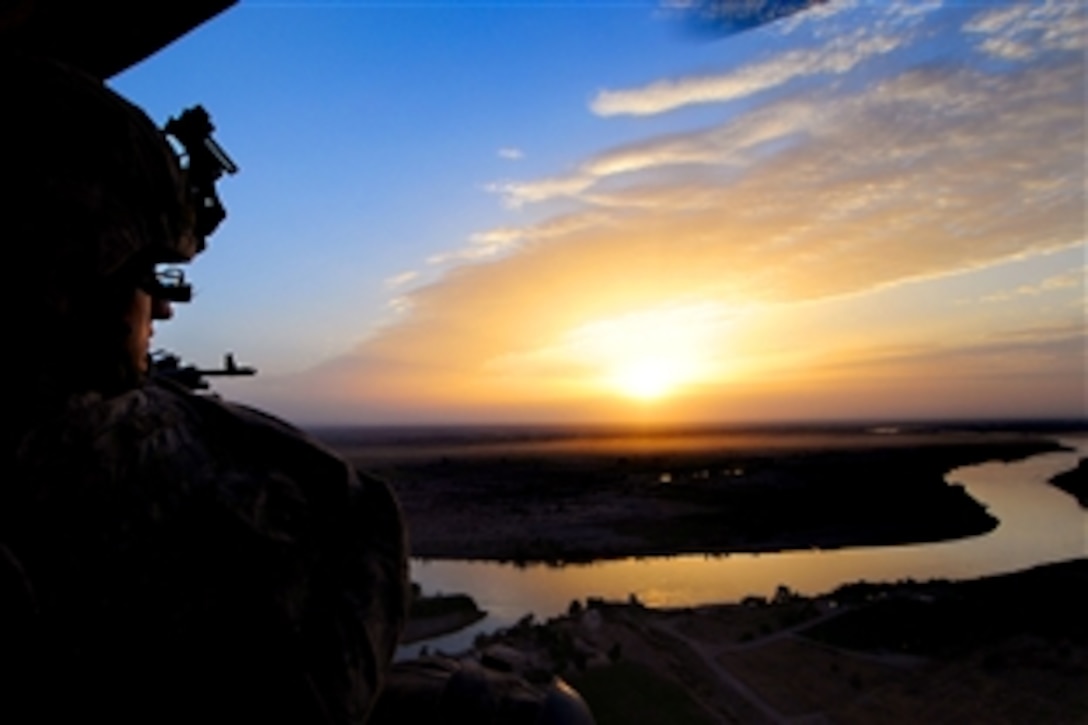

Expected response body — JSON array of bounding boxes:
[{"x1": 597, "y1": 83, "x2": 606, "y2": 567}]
[
  {"x1": 485, "y1": 301, "x2": 739, "y2": 404},
  {"x1": 576, "y1": 302, "x2": 733, "y2": 402},
  {"x1": 611, "y1": 359, "x2": 691, "y2": 401}
]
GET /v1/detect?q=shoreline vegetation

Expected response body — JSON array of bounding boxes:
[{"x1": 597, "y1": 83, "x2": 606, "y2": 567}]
[{"x1": 321, "y1": 427, "x2": 1073, "y2": 564}]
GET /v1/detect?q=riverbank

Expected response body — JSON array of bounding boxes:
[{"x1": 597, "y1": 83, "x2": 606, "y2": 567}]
[
  {"x1": 465, "y1": 558, "x2": 1088, "y2": 724},
  {"x1": 1050, "y1": 457, "x2": 1088, "y2": 507},
  {"x1": 403, "y1": 591, "x2": 487, "y2": 644},
  {"x1": 374, "y1": 430, "x2": 1086, "y2": 719},
  {"x1": 327, "y1": 429, "x2": 1067, "y2": 563}
]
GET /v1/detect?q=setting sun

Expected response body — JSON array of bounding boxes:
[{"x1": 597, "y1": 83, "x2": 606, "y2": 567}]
[
  {"x1": 572, "y1": 303, "x2": 732, "y2": 402},
  {"x1": 610, "y1": 359, "x2": 689, "y2": 401},
  {"x1": 484, "y1": 301, "x2": 734, "y2": 406}
]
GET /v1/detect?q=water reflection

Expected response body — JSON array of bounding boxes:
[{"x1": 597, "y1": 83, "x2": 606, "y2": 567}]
[{"x1": 401, "y1": 437, "x2": 1086, "y2": 656}]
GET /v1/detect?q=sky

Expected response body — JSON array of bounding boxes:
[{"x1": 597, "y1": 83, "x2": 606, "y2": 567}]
[{"x1": 112, "y1": 0, "x2": 1086, "y2": 426}]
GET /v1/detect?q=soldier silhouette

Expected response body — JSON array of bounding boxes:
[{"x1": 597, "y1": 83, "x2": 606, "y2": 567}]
[
  {"x1": 2, "y1": 53, "x2": 407, "y2": 724},
  {"x1": 2, "y1": 53, "x2": 593, "y2": 724}
]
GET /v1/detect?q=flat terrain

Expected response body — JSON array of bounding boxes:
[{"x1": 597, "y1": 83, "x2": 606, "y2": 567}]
[
  {"x1": 322, "y1": 427, "x2": 1066, "y2": 563},
  {"x1": 336, "y1": 426, "x2": 1086, "y2": 721},
  {"x1": 476, "y1": 558, "x2": 1088, "y2": 724}
]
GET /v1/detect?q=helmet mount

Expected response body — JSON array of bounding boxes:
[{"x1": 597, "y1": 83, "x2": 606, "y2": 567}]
[{"x1": 164, "y1": 105, "x2": 238, "y2": 246}]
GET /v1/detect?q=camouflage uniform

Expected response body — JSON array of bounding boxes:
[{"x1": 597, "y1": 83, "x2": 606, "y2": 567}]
[
  {"x1": 0, "y1": 54, "x2": 409, "y2": 722},
  {"x1": 5, "y1": 378, "x2": 407, "y2": 724}
]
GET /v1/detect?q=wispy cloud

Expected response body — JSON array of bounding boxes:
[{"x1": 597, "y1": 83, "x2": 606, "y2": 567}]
[
  {"x1": 494, "y1": 99, "x2": 817, "y2": 206},
  {"x1": 798, "y1": 322, "x2": 1086, "y2": 411},
  {"x1": 426, "y1": 212, "x2": 613, "y2": 265},
  {"x1": 426, "y1": 227, "x2": 527, "y2": 265},
  {"x1": 498, "y1": 147, "x2": 524, "y2": 160},
  {"x1": 502, "y1": 52, "x2": 1085, "y2": 218},
  {"x1": 882, "y1": 0, "x2": 943, "y2": 23},
  {"x1": 591, "y1": 29, "x2": 902, "y2": 117},
  {"x1": 384, "y1": 270, "x2": 418, "y2": 288},
  {"x1": 487, "y1": 174, "x2": 595, "y2": 208},
  {"x1": 983, "y1": 266, "x2": 1086, "y2": 302},
  {"x1": 772, "y1": 0, "x2": 861, "y2": 35},
  {"x1": 964, "y1": 0, "x2": 1086, "y2": 60},
  {"x1": 386, "y1": 295, "x2": 413, "y2": 314}
]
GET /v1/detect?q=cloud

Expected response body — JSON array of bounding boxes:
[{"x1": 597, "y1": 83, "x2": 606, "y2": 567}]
[
  {"x1": 498, "y1": 147, "x2": 524, "y2": 160},
  {"x1": 259, "y1": 6, "x2": 1085, "y2": 422},
  {"x1": 592, "y1": 1, "x2": 943, "y2": 120},
  {"x1": 773, "y1": 0, "x2": 861, "y2": 35},
  {"x1": 503, "y1": 55, "x2": 1085, "y2": 220},
  {"x1": 386, "y1": 295, "x2": 413, "y2": 314},
  {"x1": 822, "y1": 322, "x2": 1085, "y2": 386},
  {"x1": 882, "y1": 0, "x2": 942, "y2": 23},
  {"x1": 982, "y1": 266, "x2": 1086, "y2": 303},
  {"x1": 661, "y1": 0, "x2": 838, "y2": 37},
  {"x1": 493, "y1": 100, "x2": 819, "y2": 207},
  {"x1": 513, "y1": 60, "x2": 1079, "y2": 283},
  {"x1": 786, "y1": 322, "x2": 1087, "y2": 419},
  {"x1": 964, "y1": 0, "x2": 1086, "y2": 60},
  {"x1": 487, "y1": 174, "x2": 595, "y2": 208},
  {"x1": 591, "y1": 29, "x2": 903, "y2": 117},
  {"x1": 426, "y1": 227, "x2": 527, "y2": 265},
  {"x1": 384, "y1": 270, "x2": 418, "y2": 288}
]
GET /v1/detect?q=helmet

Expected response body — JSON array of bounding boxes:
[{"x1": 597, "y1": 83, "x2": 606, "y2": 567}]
[
  {"x1": 2, "y1": 53, "x2": 233, "y2": 400},
  {"x1": 1, "y1": 53, "x2": 226, "y2": 291}
]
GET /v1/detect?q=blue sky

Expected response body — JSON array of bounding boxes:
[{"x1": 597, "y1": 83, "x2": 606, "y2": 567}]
[
  {"x1": 113, "y1": 1, "x2": 1086, "y2": 424},
  {"x1": 117, "y1": 3, "x2": 698, "y2": 366}
]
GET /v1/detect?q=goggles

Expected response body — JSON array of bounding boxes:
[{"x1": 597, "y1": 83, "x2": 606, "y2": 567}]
[{"x1": 138, "y1": 265, "x2": 192, "y2": 303}]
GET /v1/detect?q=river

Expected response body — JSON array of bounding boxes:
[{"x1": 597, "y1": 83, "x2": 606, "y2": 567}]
[{"x1": 399, "y1": 435, "x2": 1087, "y2": 657}]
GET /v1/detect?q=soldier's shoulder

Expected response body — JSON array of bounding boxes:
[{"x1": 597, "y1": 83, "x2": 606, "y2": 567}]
[
  {"x1": 147, "y1": 379, "x2": 385, "y2": 502},
  {"x1": 149, "y1": 378, "x2": 335, "y2": 451}
]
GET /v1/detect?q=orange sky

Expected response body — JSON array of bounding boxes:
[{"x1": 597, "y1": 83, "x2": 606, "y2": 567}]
[{"x1": 205, "y1": 1, "x2": 1084, "y2": 425}]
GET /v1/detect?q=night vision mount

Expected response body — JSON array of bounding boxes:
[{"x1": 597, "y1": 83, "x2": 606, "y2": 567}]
[
  {"x1": 155, "y1": 105, "x2": 238, "y2": 303},
  {"x1": 164, "y1": 105, "x2": 238, "y2": 243}
]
